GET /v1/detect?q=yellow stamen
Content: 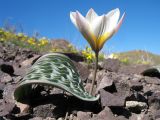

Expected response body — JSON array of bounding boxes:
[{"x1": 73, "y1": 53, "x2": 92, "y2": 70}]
[
  {"x1": 98, "y1": 32, "x2": 111, "y2": 50},
  {"x1": 88, "y1": 32, "x2": 111, "y2": 52}
]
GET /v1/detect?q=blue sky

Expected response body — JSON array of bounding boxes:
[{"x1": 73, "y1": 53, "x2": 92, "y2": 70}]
[{"x1": 0, "y1": 0, "x2": 160, "y2": 54}]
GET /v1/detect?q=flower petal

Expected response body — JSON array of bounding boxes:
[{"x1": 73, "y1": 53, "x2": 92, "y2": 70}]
[
  {"x1": 115, "y1": 12, "x2": 125, "y2": 32},
  {"x1": 92, "y1": 15, "x2": 107, "y2": 51},
  {"x1": 86, "y1": 8, "x2": 98, "y2": 23},
  {"x1": 70, "y1": 12, "x2": 78, "y2": 28},
  {"x1": 96, "y1": 8, "x2": 121, "y2": 50},
  {"x1": 104, "y1": 8, "x2": 120, "y2": 33},
  {"x1": 75, "y1": 11, "x2": 96, "y2": 51},
  {"x1": 70, "y1": 8, "x2": 125, "y2": 52},
  {"x1": 91, "y1": 15, "x2": 105, "y2": 38},
  {"x1": 98, "y1": 31, "x2": 114, "y2": 50},
  {"x1": 98, "y1": 12, "x2": 125, "y2": 50}
]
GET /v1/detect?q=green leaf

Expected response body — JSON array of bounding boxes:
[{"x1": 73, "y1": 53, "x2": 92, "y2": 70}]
[{"x1": 14, "y1": 53, "x2": 99, "y2": 103}]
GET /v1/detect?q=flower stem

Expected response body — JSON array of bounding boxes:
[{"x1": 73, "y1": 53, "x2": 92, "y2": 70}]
[{"x1": 89, "y1": 52, "x2": 99, "y2": 95}]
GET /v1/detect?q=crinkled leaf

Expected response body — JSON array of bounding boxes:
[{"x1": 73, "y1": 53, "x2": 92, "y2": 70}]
[{"x1": 14, "y1": 53, "x2": 99, "y2": 102}]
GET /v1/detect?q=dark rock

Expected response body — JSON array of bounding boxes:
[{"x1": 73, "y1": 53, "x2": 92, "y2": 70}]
[
  {"x1": 73, "y1": 61, "x2": 90, "y2": 82},
  {"x1": 0, "y1": 92, "x2": 3, "y2": 99},
  {"x1": 129, "y1": 113, "x2": 154, "y2": 120},
  {"x1": 6, "y1": 112, "x2": 32, "y2": 120},
  {"x1": 0, "y1": 102, "x2": 16, "y2": 116},
  {"x1": 0, "y1": 83, "x2": 5, "y2": 99},
  {"x1": 96, "y1": 75, "x2": 113, "y2": 92},
  {"x1": 47, "y1": 104, "x2": 67, "y2": 119},
  {"x1": 143, "y1": 114, "x2": 154, "y2": 120},
  {"x1": 15, "y1": 102, "x2": 30, "y2": 113},
  {"x1": 3, "y1": 84, "x2": 16, "y2": 103},
  {"x1": 113, "y1": 77, "x2": 130, "y2": 98},
  {"x1": 20, "y1": 55, "x2": 40, "y2": 68},
  {"x1": 63, "y1": 53, "x2": 84, "y2": 62},
  {"x1": 113, "y1": 72, "x2": 130, "y2": 83},
  {"x1": 85, "y1": 83, "x2": 95, "y2": 94},
  {"x1": 0, "y1": 42, "x2": 17, "y2": 60},
  {"x1": 101, "y1": 58, "x2": 120, "y2": 72},
  {"x1": 154, "y1": 109, "x2": 160, "y2": 119},
  {"x1": 29, "y1": 117, "x2": 43, "y2": 120},
  {"x1": 0, "y1": 73, "x2": 12, "y2": 83},
  {"x1": 144, "y1": 84, "x2": 160, "y2": 94},
  {"x1": 14, "y1": 48, "x2": 38, "y2": 64},
  {"x1": 0, "y1": 83, "x2": 5, "y2": 91},
  {"x1": 0, "y1": 99, "x2": 3, "y2": 105},
  {"x1": 129, "y1": 113, "x2": 142, "y2": 120},
  {"x1": 49, "y1": 87, "x2": 64, "y2": 95},
  {"x1": 3, "y1": 40, "x2": 160, "y2": 119},
  {"x1": 13, "y1": 55, "x2": 40, "y2": 77},
  {"x1": 117, "y1": 116, "x2": 128, "y2": 120},
  {"x1": 50, "y1": 39, "x2": 70, "y2": 50},
  {"x1": 32, "y1": 98, "x2": 68, "y2": 119},
  {"x1": 148, "y1": 92, "x2": 160, "y2": 110},
  {"x1": 12, "y1": 76, "x2": 23, "y2": 83},
  {"x1": 99, "y1": 72, "x2": 131, "y2": 108},
  {"x1": 129, "y1": 75, "x2": 144, "y2": 91},
  {"x1": 89, "y1": 62, "x2": 103, "y2": 70},
  {"x1": 141, "y1": 65, "x2": 160, "y2": 79},
  {"x1": 144, "y1": 76, "x2": 160, "y2": 85},
  {"x1": 33, "y1": 104, "x2": 56, "y2": 118},
  {"x1": 125, "y1": 101, "x2": 148, "y2": 113},
  {"x1": 57, "y1": 118, "x2": 64, "y2": 120},
  {"x1": 126, "y1": 93, "x2": 147, "y2": 103},
  {"x1": 129, "y1": 80, "x2": 143, "y2": 91},
  {"x1": 0, "y1": 59, "x2": 4, "y2": 65},
  {"x1": 0, "y1": 63, "x2": 14, "y2": 75},
  {"x1": 77, "y1": 111, "x2": 92, "y2": 120},
  {"x1": 91, "y1": 107, "x2": 116, "y2": 120},
  {"x1": 0, "y1": 116, "x2": 5, "y2": 120},
  {"x1": 88, "y1": 70, "x2": 106, "y2": 84},
  {"x1": 14, "y1": 66, "x2": 28, "y2": 77},
  {"x1": 119, "y1": 64, "x2": 150, "y2": 75},
  {"x1": 110, "y1": 107, "x2": 131, "y2": 119},
  {"x1": 50, "y1": 39, "x2": 85, "y2": 62},
  {"x1": 100, "y1": 89, "x2": 125, "y2": 107},
  {"x1": 132, "y1": 74, "x2": 145, "y2": 81},
  {"x1": 98, "y1": 61, "x2": 104, "y2": 70},
  {"x1": 21, "y1": 48, "x2": 37, "y2": 59}
]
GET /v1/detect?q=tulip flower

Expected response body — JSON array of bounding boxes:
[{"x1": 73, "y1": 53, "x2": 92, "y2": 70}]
[{"x1": 70, "y1": 8, "x2": 125, "y2": 94}]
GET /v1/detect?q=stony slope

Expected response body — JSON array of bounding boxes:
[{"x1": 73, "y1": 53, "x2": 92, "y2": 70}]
[
  {"x1": 0, "y1": 42, "x2": 160, "y2": 120},
  {"x1": 113, "y1": 50, "x2": 160, "y2": 65}
]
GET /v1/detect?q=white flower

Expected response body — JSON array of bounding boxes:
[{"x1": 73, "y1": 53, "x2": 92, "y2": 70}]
[{"x1": 70, "y1": 8, "x2": 125, "y2": 52}]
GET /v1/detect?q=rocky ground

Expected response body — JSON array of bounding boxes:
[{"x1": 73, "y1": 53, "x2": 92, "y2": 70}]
[{"x1": 0, "y1": 42, "x2": 160, "y2": 120}]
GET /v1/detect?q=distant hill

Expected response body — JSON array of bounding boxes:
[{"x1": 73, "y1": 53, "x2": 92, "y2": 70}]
[{"x1": 110, "y1": 50, "x2": 160, "y2": 65}]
